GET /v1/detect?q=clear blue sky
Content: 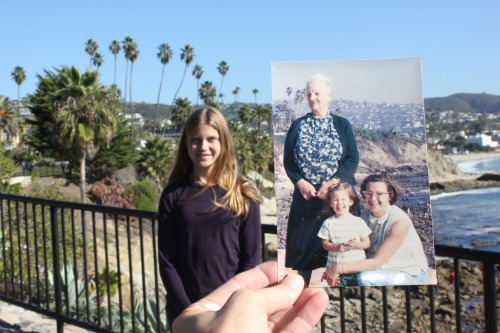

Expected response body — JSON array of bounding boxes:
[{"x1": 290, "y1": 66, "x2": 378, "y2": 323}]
[{"x1": 1, "y1": 0, "x2": 499, "y2": 105}]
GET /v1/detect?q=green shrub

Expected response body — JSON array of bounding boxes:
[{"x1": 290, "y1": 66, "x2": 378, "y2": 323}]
[{"x1": 125, "y1": 178, "x2": 160, "y2": 212}]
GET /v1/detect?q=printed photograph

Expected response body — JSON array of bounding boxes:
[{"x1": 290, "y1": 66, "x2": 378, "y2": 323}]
[{"x1": 271, "y1": 57, "x2": 437, "y2": 287}]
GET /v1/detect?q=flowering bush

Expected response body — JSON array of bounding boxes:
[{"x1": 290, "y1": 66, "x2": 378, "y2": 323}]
[{"x1": 90, "y1": 177, "x2": 134, "y2": 209}]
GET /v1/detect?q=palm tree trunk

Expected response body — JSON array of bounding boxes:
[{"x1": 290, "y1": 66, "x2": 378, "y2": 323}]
[
  {"x1": 153, "y1": 65, "x2": 166, "y2": 134},
  {"x1": 80, "y1": 154, "x2": 86, "y2": 203}
]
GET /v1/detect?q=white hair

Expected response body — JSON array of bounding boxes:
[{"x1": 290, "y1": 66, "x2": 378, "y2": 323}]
[{"x1": 306, "y1": 73, "x2": 334, "y2": 94}]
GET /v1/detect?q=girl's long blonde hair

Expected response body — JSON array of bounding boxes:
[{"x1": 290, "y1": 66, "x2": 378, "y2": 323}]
[{"x1": 168, "y1": 107, "x2": 260, "y2": 220}]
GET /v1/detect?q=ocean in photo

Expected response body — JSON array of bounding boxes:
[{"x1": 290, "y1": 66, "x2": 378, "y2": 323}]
[
  {"x1": 456, "y1": 156, "x2": 500, "y2": 173},
  {"x1": 431, "y1": 156, "x2": 500, "y2": 253}
]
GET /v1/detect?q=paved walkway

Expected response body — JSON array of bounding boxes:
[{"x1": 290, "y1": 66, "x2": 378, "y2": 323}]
[{"x1": 0, "y1": 301, "x2": 91, "y2": 333}]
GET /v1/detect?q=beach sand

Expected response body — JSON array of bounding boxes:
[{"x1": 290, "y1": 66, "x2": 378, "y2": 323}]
[{"x1": 447, "y1": 151, "x2": 500, "y2": 162}]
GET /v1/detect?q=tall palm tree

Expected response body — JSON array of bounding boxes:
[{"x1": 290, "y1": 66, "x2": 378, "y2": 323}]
[
  {"x1": 53, "y1": 66, "x2": 120, "y2": 203},
  {"x1": 252, "y1": 88, "x2": 259, "y2": 104},
  {"x1": 128, "y1": 46, "x2": 140, "y2": 117},
  {"x1": 199, "y1": 81, "x2": 217, "y2": 107},
  {"x1": 11, "y1": 66, "x2": 26, "y2": 116},
  {"x1": 286, "y1": 86, "x2": 293, "y2": 124},
  {"x1": 191, "y1": 65, "x2": 203, "y2": 108},
  {"x1": 84, "y1": 39, "x2": 98, "y2": 67},
  {"x1": 232, "y1": 87, "x2": 241, "y2": 104},
  {"x1": 294, "y1": 89, "x2": 306, "y2": 109},
  {"x1": 92, "y1": 52, "x2": 104, "y2": 72},
  {"x1": 170, "y1": 97, "x2": 193, "y2": 131},
  {"x1": 153, "y1": 43, "x2": 173, "y2": 134},
  {"x1": 162, "y1": 44, "x2": 194, "y2": 136},
  {"x1": 109, "y1": 40, "x2": 121, "y2": 86},
  {"x1": 170, "y1": 44, "x2": 195, "y2": 108},
  {"x1": 122, "y1": 36, "x2": 134, "y2": 113},
  {"x1": 216, "y1": 60, "x2": 229, "y2": 103}
]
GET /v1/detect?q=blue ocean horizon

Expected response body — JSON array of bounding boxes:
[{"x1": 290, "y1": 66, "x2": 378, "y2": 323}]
[{"x1": 431, "y1": 156, "x2": 500, "y2": 253}]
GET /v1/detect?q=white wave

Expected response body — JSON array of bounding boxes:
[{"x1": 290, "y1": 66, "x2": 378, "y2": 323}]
[{"x1": 431, "y1": 186, "x2": 500, "y2": 200}]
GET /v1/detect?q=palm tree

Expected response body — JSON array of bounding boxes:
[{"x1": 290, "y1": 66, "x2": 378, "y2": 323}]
[
  {"x1": 199, "y1": 81, "x2": 217, "y2": 107},
  {"x1": 109, "y1": 40, "x2": 121, "y2": 86},
  {"x1": 153, "y1": 43, "x2": 173, "y2": 134},
  {"x1": 92, "y1": 52, "x2": 104, "y2": 72},
  {"x1": 250, "y1": 129, "x2": 273, "y2": 180},
  {"x1": 162, "y1": 44, "x2": 194, "y2": 135},
  {"x1": 52, "y1": 66, "x2": 120, "y2": 203},
  {"x1": 170, "y1": 97, "x2": 193, "y2": 131},
  {"x1": 252, "y1": 88, "x2": 259, "y2": 104},
  {"x1": 0, "y1": 95, "x2": 17, "y2": 142},
  {"x1": 255, "y1": 104, "x2": 272, "y2": 131},
  {"x1": 128, "y1": 46, "x2": 140, "y2": 117},
  {"x1": 192, "y1": 65, "x2": 203, "y2": 108},
  {"x1": 232, "y1": 87, "x2": 241, "y2": 104},
  {"x1": 286, "y1": 86, "x2": 293, "y2": 124},
  {"x1": 11, "y1": 66, "x2": 26, "y2": 116},
  {"x1": 229, "y1": 121, "x2": 253, "y2": 174},
  {"x1": 84, "y1": 39, "x2": 98, "y2": 67},
  {"x1": 137, "y1": 136, "x2": 174, "y2": 187},
  {"x1": 294, "y1": 89, "x2": 306, "y2": 109},
  {"x1": 170, "y1": 44, "x2": 195, "y2": 108},
  {"x1": 237, "y1": 104, "x2": 255, "y2": 125},
  {"x1": 217, "y1": 60, "x2": 229, "y2": 103},
  {"x1": 122, "y1": 36, "x2": 134, "y2": 113}
]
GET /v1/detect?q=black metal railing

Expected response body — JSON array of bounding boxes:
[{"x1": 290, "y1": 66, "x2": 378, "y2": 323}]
[{"x1": 0, "y1": 192, "x2": 498, "y2": 333}]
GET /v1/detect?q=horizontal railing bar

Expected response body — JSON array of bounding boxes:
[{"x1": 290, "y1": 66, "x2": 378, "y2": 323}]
[{"x1": 435, "y1": 244, "x2": 500, "y2": 263}]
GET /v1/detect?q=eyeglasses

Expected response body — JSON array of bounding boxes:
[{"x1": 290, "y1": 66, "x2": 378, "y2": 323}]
[{"x1": 362, "y1": 191, "x2": 390, "y2": 199}]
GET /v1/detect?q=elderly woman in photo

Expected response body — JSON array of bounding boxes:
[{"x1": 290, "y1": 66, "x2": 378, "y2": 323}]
[
  {"x1": 322, "y1": 172, "x2": 430, "y2": 286},
  {"x1": 284, "y1": 73, "x2": 359, "y2": 285}
]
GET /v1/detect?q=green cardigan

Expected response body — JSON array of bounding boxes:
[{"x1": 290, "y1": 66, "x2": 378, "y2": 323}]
[{"x1": 283, "y1": 112, "x2": 359, "y2": 186}]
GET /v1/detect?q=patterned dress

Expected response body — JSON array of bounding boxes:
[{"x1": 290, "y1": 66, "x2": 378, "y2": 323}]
[{"x1": 285, "y1": 113, "x2": 345, "y2": 271}]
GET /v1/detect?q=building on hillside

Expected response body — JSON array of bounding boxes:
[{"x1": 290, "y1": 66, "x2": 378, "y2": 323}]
[
  {"x1": 466, "y1": 133, "x2": 498, "y2": 148},
  {"x1": 125, "y1": 113, "x2": 145, "y2": 127}
]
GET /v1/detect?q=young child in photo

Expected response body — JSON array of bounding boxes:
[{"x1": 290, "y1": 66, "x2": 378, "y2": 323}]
[{"x1": 317, "y1": 182, "x2": 371, "y2": 287}]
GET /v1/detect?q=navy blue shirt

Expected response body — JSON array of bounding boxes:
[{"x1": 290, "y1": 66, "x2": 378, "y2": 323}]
[{"x1": 158, "y1": 178, "x2": 261, "y2": 319}]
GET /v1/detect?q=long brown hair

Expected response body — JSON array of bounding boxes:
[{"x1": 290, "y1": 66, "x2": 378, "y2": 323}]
[{"x1": 168, "y1": 107, "x2": 260, "y2": 219}]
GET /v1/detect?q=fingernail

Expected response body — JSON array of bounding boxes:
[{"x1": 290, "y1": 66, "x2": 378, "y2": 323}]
[{"x1": 282, "y1": 274, "x2": 304, "y2": 291}]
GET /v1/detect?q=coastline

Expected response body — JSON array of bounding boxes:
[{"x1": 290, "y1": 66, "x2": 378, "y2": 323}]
[{"x1": 429, "y1": 151, "x2": 500, "y2": 195}]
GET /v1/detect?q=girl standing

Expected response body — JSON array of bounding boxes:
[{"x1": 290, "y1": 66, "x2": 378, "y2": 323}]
[
  {"x1": 317, "y1": 183, "x2": 371, "y2": 287},
  {"x1": 158, "y1": 107, "x2": 262, "y2": 325}
]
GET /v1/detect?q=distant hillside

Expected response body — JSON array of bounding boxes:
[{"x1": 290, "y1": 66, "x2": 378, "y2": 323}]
[{"x1": 424, "y1": 93, "x2": 500, "y2": 113}]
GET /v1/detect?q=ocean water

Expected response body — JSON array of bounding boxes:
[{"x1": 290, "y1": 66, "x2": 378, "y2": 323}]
[
  {"x1": 456, "y1": 156, "x2": 500, "y2": 173},
  {"x1": 431, "y1": 157, "x2": 500, "y2": 252}
]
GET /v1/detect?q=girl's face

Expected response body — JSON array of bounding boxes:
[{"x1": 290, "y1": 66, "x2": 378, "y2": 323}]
[
  {"x1": 364, "y1": 181, "x2": 392, "y2": 218},
  {"x1": 329, "y1": 190, "x2": 353, "y2": 218},
  {"x1": 187, "y1": 124, "x2": 221, "y2": 179}
]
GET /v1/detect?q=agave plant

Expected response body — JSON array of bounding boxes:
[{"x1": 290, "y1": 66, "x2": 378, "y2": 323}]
[{"x1": 134, "y1": 293, "x2": 168, "y2": 333}]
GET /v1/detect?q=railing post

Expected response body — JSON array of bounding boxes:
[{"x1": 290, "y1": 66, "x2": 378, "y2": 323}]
[
  {"x1": 50, "y1": 205, "x2": 64, "y2": 333},
  {"x1": 483, "y1": 260, "x2": 497, "y2": 333}
]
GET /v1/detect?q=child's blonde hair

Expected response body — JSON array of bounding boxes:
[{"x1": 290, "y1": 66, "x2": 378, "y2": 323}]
[
  {"x1": 168, "y1": 107, "x2": 260, "y2": 220},
  {"x1": 323, "y1": 182, "x2": 359, "y2": 216}
]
